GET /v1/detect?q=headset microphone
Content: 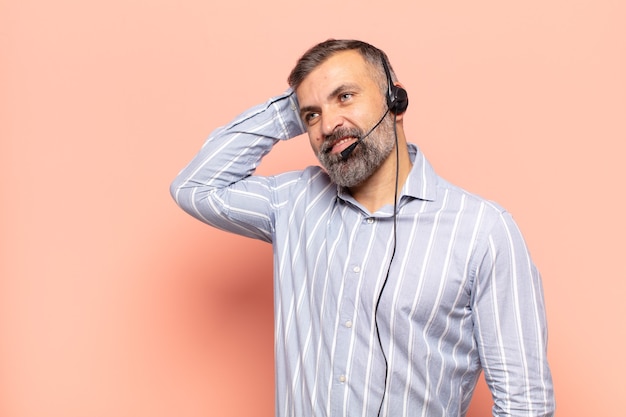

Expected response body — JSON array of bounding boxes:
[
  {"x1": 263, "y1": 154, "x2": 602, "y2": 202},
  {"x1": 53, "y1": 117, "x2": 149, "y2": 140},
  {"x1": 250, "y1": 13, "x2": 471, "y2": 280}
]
[
  {"x1": 339, "y1": 141, "x2": 359, "y2": 160},
  {"x1": 340, "y1": 108, "x2": 390, "y2": 160}
]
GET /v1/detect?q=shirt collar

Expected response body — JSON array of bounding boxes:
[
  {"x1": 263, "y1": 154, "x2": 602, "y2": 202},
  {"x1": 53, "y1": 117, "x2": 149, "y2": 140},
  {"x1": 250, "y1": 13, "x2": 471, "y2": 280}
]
[{"x1": 402, "y1": 143, "x2": 438, "y2": 202}]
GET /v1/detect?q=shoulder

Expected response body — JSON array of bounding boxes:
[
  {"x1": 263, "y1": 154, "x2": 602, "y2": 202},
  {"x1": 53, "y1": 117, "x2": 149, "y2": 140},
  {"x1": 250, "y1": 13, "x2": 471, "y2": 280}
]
[
  {"x1": 269, "y1": 165, "x2": 335, "y2": 200},
  {"x1": 435, "y1": 175, "x2": 507, "y2": 220},
  {"x1": 433, "y1": 176, "x2": 529, "y2": 258}
]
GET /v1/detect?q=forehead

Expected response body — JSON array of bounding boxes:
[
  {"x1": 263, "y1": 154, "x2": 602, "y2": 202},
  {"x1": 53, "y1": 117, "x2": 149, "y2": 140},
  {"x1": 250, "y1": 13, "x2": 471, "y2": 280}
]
[{"x1": 295, "y1": 50, "x2": 379, "y2": 99}]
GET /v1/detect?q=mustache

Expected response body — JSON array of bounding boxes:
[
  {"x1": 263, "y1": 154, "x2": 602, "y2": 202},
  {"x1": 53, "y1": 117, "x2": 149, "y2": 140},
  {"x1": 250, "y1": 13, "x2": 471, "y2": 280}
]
[{"x1": 321, "y1": 127, "x2": 364, "y2": 154}]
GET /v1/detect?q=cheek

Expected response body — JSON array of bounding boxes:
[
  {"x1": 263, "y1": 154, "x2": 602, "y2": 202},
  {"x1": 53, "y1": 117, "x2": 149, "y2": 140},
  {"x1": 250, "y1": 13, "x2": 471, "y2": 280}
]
[{"x1": 308, "y1": 132, "x2": 323, "y2": 154}]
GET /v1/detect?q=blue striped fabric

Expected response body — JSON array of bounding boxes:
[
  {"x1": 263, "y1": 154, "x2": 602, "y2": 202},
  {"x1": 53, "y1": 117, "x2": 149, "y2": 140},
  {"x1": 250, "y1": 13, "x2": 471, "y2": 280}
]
[{"x1": 171, "y1": 90, "x2": 554, "y2": 417}]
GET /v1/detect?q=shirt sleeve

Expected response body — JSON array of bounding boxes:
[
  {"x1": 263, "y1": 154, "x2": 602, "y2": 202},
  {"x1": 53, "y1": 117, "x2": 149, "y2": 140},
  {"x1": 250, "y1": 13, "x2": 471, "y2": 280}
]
[
  {"x1": 170, "y1": 89, "x2": 306, "y2": 242},
  {"x1": 471, "y1": 211, "x2": 555, "y2": 416}
]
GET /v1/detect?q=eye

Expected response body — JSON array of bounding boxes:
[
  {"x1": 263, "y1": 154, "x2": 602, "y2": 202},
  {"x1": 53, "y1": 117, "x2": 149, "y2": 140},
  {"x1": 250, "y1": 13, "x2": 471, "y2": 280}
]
[
  {"x1": 339, "y1": 92, "x2": 353, "y2": 102},
  {"x1": 304, "y1": 112, "x2": 320, "y2": 125}
]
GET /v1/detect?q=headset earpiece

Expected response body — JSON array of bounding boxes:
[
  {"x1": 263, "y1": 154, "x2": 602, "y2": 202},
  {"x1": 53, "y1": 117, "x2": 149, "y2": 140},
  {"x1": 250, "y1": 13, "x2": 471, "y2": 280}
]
[
  {"x1": 380, "y1": 52, "x2": 409, "y2": 115},
  {"x1": 389, "y1": 85, "x2": 409, "y2": 114}
]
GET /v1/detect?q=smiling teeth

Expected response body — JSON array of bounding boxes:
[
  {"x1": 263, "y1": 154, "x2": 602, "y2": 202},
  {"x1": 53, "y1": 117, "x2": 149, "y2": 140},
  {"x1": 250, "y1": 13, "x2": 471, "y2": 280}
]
[{"x1": 335, "y1": 137, "x2": 353, "y2": 146}]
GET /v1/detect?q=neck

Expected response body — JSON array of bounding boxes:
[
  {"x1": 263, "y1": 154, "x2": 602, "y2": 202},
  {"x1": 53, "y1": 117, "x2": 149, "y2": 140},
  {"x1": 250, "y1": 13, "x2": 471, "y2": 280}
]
[{"x1": 349, "y1": 137, "x2": 412, "y2": 213}]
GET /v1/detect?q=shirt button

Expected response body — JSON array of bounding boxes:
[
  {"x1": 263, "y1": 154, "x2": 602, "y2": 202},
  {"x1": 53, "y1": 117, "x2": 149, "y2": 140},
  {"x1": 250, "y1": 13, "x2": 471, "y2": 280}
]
[
  {"x1": 345, "y1": 320, "x2": 353, "y2": 328},
  {"x1": 366, "y1": 218, "x2": 374, "y2": 224},
  {"x1": 353, "y1": 266, "x2": 361, "y2": 273},
  {"x1": 338, "y1": 375, "x2": 346, "y2": 383}
]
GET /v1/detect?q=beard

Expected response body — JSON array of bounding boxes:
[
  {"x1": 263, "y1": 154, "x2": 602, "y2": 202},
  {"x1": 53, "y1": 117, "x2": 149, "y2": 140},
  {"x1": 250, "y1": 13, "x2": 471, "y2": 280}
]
[{"x1": 317, "y1": 116, "x2": 396, "y2": 188}]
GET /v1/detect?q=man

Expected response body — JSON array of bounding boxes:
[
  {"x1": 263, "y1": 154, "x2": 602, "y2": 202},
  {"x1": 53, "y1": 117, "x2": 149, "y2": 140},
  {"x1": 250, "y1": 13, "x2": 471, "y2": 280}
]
[{"x1": 171, "y1": 39, "x2": 555, "y2": 416}]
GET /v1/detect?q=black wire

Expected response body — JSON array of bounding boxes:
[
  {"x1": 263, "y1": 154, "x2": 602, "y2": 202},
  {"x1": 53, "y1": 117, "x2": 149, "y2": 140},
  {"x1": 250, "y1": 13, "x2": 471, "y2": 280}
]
[{"x1": 374, "y1": 112, "x2": 400, "y2": 417}]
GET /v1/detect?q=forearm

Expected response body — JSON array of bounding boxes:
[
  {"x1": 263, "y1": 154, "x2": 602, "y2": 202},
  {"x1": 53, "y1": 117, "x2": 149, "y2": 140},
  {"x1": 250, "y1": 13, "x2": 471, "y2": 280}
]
[{"x1": 170, "y1": 89, "x2": 305, "y2": 236}]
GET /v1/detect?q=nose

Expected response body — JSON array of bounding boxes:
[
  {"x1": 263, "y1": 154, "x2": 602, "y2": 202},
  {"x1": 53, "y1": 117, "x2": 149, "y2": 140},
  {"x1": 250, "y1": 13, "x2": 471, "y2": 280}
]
[{"x1": 320, "y1": 109, "x2": 344, "y2": 138}]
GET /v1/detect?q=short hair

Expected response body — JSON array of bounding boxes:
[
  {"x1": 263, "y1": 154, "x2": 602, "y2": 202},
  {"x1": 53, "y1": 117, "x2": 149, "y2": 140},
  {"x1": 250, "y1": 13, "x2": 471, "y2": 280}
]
[{"x1": 287, "y1": 39, "x2": 397, "y2": 93}]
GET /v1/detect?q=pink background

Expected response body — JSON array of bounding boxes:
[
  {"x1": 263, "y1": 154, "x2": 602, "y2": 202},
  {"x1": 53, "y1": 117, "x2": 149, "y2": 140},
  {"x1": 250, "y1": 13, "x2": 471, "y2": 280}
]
[{"x1": 2, "y1": 0, "x2": 625, "y2": 416}]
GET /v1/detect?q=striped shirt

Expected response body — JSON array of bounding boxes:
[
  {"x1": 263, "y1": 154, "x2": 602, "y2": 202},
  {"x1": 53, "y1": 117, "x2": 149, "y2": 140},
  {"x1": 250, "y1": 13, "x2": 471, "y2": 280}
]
[{"x1": 171, "y1": 90, "x2": 554, "y2": 417}]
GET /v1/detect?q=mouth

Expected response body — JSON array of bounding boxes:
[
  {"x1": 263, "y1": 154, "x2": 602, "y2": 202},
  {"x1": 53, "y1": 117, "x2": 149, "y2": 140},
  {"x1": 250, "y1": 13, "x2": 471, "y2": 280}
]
[{"x1": 325, "y1": 136, "x2": 359, "y2": 155}]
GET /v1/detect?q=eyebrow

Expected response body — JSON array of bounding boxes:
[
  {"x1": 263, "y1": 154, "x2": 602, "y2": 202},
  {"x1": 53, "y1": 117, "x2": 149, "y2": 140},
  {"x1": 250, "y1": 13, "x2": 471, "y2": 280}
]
[
  {"x1": 299, "y1": 104, "x2": 319, "y2": 119},
  {"x1": 299, "y1": 83, "x2": 361, "y2": 119}
]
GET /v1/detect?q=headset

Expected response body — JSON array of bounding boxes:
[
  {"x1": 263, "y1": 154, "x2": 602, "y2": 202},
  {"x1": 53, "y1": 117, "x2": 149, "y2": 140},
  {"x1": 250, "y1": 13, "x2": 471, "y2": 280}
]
[
  {"x1": 381, "y1": 53, "x2": 409, "y2": 115},
  {"x1": 374, "y1": 49, "x2": 408, "y2": 417}
]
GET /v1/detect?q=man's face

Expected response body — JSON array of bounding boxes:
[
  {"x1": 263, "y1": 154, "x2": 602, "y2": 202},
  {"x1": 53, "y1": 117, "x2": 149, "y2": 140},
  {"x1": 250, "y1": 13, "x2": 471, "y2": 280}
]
[{"x1": 295, "y1": 50, "x2": 396, "y2": 188}]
